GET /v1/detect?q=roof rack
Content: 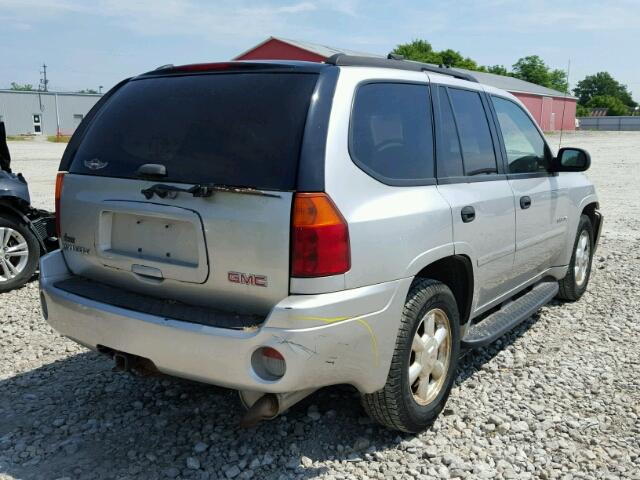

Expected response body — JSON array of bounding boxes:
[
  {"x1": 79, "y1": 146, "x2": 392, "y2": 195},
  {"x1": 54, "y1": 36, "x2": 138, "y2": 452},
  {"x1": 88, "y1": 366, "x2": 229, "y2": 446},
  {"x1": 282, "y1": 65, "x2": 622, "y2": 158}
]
[{"x1": 325, "y1": 53, "x2": 478, "y2": 83}]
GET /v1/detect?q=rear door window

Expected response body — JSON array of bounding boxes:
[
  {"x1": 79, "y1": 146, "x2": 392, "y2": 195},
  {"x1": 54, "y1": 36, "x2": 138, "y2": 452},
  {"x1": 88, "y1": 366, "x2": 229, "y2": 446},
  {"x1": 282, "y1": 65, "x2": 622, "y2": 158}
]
[
  {"x1": 447, "y1": 88, "x2": 498, "y2": 176},
  {"x1": 350, "y1": 83, "x2": 434, "y2": 183},
  {"x1": 69, "y1": 73, "x2": 319, "y2": 191}
]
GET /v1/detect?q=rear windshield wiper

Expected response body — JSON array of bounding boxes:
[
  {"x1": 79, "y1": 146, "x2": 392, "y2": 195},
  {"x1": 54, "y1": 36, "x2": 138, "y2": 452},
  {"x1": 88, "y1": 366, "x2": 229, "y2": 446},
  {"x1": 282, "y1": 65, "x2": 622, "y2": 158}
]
[{"x1": 141, "y1": 183, "x2": 281, "y2": 200}]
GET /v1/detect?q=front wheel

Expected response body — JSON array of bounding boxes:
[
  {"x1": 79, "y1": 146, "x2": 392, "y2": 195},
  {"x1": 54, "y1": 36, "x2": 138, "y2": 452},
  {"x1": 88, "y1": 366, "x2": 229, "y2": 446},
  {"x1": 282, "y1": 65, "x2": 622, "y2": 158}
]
[
  {"x1": 362, "y1": 278, "x2": 460, "y2": 432},
  {"x1": 557, "y1": 214, "x2": 594, "y2": 301},
  {"x1": 0, "y1": 216, "x2": 40, "y2": 293}
]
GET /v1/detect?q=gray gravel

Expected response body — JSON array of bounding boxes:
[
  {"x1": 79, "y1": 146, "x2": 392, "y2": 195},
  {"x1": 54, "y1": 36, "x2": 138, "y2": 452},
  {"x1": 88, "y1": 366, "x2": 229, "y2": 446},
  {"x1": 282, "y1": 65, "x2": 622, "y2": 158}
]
[{"x1": 1, "y1": 131, "x2": 639, "y2": 479}]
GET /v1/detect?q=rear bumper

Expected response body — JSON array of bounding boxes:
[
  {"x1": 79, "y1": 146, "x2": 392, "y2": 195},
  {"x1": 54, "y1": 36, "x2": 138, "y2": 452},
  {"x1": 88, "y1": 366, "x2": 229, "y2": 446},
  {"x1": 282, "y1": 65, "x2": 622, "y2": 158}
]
[{"x1": 39, "y1": 250, "x2": 411, "y2": 394}]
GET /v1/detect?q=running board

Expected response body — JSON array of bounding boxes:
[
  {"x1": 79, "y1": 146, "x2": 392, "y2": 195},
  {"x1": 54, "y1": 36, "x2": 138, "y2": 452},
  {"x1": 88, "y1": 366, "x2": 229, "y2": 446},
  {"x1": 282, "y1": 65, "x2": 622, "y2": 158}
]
[{"x1": 462, "y1": 281, "x2": 559, "y2": 349}]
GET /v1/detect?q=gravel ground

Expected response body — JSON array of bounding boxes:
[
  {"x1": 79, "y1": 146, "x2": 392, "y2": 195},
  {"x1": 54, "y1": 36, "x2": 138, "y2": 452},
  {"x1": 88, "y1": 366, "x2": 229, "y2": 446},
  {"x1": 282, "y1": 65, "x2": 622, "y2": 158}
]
[{"x1": 1, "y1": 131, "x2": 639, "y2": 479}]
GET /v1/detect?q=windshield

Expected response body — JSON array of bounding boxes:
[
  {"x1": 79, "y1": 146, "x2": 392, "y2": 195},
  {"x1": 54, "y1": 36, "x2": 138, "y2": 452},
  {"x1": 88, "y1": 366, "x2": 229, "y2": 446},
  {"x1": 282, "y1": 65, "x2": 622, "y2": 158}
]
[{"x1": 69, "y1": 73, "x2": 319, "y2": 190}]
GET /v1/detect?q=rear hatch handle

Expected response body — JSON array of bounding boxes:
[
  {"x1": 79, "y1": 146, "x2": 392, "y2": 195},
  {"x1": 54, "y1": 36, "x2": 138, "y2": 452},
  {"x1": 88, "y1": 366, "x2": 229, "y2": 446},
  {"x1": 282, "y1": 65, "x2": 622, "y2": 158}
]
[{"x1": 141, "y1": 183, "x2": 281, "y2": 200}]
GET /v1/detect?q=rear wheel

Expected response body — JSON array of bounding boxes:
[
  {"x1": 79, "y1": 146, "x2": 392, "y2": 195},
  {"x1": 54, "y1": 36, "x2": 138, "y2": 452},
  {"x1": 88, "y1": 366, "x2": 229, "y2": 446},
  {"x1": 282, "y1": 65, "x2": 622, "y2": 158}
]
[
  {"x1": 362, "y1": 279, "x2": 460, "y2": 432},
  {"x1": 0, "y1": 216, "x2": 39, "y2": 293},
  {"x1": 557, "y1": 215, "x2": 593, "y2": 301}
]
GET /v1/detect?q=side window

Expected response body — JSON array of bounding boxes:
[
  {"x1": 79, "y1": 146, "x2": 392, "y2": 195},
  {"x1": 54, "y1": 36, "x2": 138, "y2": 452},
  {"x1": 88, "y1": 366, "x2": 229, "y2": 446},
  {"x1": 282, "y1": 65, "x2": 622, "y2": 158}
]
[
  {"x1": 491, "y1": 96, "x2": 550, "y2": 173},
  {"x1": 447, "y1": 88, "x2": 498, "y2": 176},
  {"x1": 435, "y1": 87, "x2": 464, "y2": 178},
  {"x1": 350, "y1": 83, "x2": 434, "y2": 182}
]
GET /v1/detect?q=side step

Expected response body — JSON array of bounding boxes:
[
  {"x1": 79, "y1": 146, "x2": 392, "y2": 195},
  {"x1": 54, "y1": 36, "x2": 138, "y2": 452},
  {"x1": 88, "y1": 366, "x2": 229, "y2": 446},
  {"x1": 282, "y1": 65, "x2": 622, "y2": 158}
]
[{"x1": 462, "y1": 281, "x2": 559, "y2": 349}]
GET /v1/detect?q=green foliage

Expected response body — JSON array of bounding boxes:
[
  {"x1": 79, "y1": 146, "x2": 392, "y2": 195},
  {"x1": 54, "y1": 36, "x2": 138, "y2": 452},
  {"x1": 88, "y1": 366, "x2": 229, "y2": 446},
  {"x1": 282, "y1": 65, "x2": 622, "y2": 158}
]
[
  {"x1": 47, "y1": 135, "x2": 72, "y2": 143},
  {"x1": 392, "y1": 40, "x2": 482, "y2": 70},
  {"x1": 393, "y1": 41, "x2": 571, "y2": 93},
  {"x1": 511, "y1": 56, "x2": 568, "y2": 92},
  {"x1": 573, "y1": 72, "x2": 636, "y2": 107},
  {"x1": 585, "y1": 95, "x2": 630, "y2": 116},
  {"x1": 487, "y1": 65, "x2": 509, "y2": 76},
  {"x1": 575, "y1": 104, "x2": 591, "y2": 117},
  {"x1": 438, "y1": 48, "x2": 483, "y2": 70},
  {"x1": 548, "y1": 69, "x2": 569, "y2": 93},
  {"x1": 392, "y1": 39, "x2": 436, "y2": 63},
  {"x1": 10, "y1": 82, "x2": 34, "y2": 91},
  {"x1": 78, "y1": 89, "x2": 98, "y2": 94},
  {"x1": 392, "y1": 39, "x2": 639, "y2": 108}
]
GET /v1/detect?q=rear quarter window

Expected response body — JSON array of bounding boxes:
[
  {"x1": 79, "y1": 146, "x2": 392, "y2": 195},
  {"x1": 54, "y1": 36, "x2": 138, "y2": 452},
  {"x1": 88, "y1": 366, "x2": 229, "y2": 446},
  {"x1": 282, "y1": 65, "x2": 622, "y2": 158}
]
[
  {"x1": 69, "y1": 73, "x2": 319, "y2": 191},
  {"x1": 349, "y1": 82, "x2": 435, "y2": 184}
]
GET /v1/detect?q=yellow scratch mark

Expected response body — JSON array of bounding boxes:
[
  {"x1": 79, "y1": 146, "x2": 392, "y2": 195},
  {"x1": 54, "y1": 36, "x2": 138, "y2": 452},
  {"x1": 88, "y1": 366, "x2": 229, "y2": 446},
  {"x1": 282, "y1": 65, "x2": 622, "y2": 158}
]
[
  {"x1": 296, "y1": 315, "x2": 379, "y2": 366},
  {"x1": 356, "y1": 319, "x2": 379, "y2": 366}
]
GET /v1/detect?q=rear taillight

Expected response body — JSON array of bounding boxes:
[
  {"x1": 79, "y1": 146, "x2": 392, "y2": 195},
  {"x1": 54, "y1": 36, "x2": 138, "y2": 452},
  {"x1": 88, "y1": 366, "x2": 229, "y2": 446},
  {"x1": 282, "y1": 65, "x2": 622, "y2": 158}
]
[
  {"x1": 291, "y1": 193, "x2": 350, "y2": 277},
  {"x1": 54, "y1": 172, "x2": 65, "y2": 237}
]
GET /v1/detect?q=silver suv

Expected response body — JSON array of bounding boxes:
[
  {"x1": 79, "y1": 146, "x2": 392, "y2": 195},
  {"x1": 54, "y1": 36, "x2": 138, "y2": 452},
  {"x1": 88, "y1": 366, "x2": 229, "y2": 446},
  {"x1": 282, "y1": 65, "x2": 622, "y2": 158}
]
[{"x1": 40, "y1": 55, "x2": 602, "y2": 432}]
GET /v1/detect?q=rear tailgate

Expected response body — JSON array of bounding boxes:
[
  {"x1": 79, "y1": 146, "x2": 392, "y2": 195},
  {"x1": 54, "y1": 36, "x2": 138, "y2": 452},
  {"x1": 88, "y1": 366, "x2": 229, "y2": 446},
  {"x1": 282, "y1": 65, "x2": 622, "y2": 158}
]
[
  {"x1": 59, "y1": 70, "x2": 319, "y2": 316},
  {"x1": 60, "y1": 175, "x2": 292, "y2": 315}
]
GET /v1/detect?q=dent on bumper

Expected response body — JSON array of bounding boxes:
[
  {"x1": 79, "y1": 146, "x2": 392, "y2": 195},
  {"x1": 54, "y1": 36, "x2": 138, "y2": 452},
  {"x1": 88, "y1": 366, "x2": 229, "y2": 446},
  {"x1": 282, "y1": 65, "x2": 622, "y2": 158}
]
[{"x1": 39, "y1": 250, "x2": 411, "y2": 394}]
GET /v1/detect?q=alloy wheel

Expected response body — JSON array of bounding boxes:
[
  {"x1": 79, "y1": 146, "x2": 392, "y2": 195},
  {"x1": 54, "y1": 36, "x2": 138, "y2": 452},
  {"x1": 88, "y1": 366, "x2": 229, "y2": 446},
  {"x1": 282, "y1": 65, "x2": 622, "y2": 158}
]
[
  {"x1": 574, "y1": 230, "x2": 590, "y2": 287},
  {"x1": 408, "y1": 308, "x2": 452, "y2": 405},
  {"x1": 0, "y1": 227, "x2": 30, "y2": 282}
]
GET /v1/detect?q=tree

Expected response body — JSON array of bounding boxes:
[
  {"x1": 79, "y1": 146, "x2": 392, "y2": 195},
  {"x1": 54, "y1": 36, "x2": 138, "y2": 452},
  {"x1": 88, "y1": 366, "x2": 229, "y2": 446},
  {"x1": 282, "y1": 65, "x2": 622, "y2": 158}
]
[
  {"x1": 392, "y1": 40, "x2": 483, "y2": 70},
  {"x1": 78, "y1": 89, "x2": 98, "y2": 94},
  {"x1": 438, "y1": 49, "x2": 483, "y2": 71},
  {"x1": 585, "y1": 95, "x2": 630, "y2": 116},
  {"x1": 548, "y1": 69, "x2": 569, "y2": 93},
  {"x1": 573, "y1": 72, "x2": 636, "y2": 107},
  {"x1": 392, "y1": 39, "x2": 436, "y2": 63},
  {"x1": 487, "y1": 65, "x2": 509, "y2": 76},
  {"x1": 10, "y1": 82, "x2": 34, "y2": 91},
  {"x1": 511, "y1": 56, "x2": 568, "y2": 92},
  {"x1": 575, "y1": 104, "x2": 591, "y2": 117}
]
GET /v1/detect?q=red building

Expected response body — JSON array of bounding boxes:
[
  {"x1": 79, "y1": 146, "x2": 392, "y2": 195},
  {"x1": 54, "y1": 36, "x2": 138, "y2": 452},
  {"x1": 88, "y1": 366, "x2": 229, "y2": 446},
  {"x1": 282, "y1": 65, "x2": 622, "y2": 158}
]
[{"x1": 235, "y1": 37, "x2": 576, "y2": 131}]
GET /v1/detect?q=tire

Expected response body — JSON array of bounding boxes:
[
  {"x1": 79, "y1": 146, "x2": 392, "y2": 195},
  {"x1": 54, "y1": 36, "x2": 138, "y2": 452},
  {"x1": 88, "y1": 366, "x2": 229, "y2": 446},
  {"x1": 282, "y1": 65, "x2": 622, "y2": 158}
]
[
  {"x1": 557, "y1": 214, "x2": 594, "y2": 302},
  {"x1": 362, "y1": 278, "x2": 460, "y2": 433},
  {"x1": 0, "y1": 215, "x2": 40, "y2": 293}
]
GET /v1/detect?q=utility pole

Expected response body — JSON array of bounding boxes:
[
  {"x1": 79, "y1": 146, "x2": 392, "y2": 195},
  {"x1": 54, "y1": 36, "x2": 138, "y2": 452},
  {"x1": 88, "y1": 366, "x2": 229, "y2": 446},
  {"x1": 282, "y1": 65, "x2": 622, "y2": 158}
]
[
  {"x1": 39, "y1": 63, "x2": 49, "y2": 92},
  {"x1": 99, "y1": 85, "x2": 103, "y2": 94}
]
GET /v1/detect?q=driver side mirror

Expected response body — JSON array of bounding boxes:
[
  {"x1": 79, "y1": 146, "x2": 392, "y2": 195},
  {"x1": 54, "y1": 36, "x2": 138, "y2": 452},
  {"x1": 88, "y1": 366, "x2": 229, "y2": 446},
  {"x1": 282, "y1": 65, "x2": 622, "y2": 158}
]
[{"x1": 551, "y1": 147, "x2": 591, "y2": 172}]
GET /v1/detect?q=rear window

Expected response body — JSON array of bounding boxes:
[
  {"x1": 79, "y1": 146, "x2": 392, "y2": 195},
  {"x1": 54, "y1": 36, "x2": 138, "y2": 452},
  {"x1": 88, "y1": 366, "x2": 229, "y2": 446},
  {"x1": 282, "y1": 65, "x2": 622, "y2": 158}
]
[{"x1": 69, "y1": 73, "x2": 319, "y2": 190}]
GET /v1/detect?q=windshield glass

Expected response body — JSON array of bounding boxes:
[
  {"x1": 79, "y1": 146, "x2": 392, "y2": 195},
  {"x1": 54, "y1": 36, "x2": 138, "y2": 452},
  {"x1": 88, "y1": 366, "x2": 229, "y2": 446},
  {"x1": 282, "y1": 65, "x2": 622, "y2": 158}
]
[{"x1": 69, "y1": 73, "x2": 318, "y2": 190}]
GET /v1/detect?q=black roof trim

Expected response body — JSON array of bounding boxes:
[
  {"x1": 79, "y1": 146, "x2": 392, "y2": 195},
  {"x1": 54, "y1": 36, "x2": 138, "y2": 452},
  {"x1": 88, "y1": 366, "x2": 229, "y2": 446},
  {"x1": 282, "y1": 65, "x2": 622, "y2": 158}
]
[{"x1": 325, "y1": 54, "x2": 478, "y2": 83}]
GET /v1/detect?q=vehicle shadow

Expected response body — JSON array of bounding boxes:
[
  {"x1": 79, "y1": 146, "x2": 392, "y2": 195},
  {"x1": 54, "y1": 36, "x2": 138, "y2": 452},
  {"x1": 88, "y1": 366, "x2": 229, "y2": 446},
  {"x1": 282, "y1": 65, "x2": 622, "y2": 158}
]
[{"x1": 0, "y1": 310, "x2": 546, "y2": 479}]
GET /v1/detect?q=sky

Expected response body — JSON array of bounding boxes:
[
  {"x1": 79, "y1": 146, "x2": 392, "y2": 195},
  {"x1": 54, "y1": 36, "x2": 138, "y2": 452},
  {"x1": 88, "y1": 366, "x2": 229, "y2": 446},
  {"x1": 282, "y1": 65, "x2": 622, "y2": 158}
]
[{"x1": 0, "y1": 0, "x2": 638, "y2": 100}]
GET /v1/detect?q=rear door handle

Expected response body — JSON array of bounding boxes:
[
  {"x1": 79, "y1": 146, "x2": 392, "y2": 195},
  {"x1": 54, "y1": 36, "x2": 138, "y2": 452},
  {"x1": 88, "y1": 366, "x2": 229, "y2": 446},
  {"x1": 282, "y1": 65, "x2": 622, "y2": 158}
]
[
  {"x1": 461, "y1": 206, "x2": 476, "y2": 223},
  {"x1": 520, "y1": 196, "x2": 532, "y2": 209}
]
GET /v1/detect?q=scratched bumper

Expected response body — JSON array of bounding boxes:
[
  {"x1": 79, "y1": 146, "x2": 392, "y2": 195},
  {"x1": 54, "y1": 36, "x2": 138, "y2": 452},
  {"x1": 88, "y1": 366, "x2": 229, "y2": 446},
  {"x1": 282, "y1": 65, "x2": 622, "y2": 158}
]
[{"x1": 40, "y1": 250, "x2": 411, "y2": 394}]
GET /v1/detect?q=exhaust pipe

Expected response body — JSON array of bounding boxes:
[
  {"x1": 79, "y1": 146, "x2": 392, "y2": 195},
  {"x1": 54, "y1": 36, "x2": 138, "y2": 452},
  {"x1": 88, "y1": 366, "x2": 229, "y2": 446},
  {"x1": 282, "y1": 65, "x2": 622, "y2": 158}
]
[{"x1": 239, "y1": 389, "x2": 317, "y2": 428}]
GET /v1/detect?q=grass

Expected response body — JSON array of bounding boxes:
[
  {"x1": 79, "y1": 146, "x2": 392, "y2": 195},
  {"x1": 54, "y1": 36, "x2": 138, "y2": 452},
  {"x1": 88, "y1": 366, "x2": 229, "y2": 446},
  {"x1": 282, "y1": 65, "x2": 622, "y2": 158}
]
[
  {"x1": 47, "y1": 135, "x2": 72, "y2": 143},
  {"x1": 6, "y1": 135, "x2": 32, "y2": 141}
]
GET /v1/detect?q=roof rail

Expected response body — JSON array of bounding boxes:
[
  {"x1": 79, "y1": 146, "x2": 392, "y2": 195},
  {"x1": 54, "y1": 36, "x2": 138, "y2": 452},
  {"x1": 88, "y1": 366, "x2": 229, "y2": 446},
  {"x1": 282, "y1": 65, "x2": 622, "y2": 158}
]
[{"x1": 325, "y1": 53, "x2": 478, "y2": 83}]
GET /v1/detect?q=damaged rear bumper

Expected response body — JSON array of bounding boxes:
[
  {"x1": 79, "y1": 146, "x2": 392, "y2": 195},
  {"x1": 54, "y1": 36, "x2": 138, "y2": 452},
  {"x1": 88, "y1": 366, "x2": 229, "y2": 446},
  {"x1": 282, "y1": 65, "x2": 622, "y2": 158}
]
[{"x1": 39, "y1": 250, "x2": 411, "y2": 394}]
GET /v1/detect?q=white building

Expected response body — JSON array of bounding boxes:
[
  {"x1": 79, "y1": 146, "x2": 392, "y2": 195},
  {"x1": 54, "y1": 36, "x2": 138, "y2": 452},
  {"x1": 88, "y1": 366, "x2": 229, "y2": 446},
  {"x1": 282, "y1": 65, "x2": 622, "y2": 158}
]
[{"x1": 0, "y1": 90, "x2": 102, "y2": 136}]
